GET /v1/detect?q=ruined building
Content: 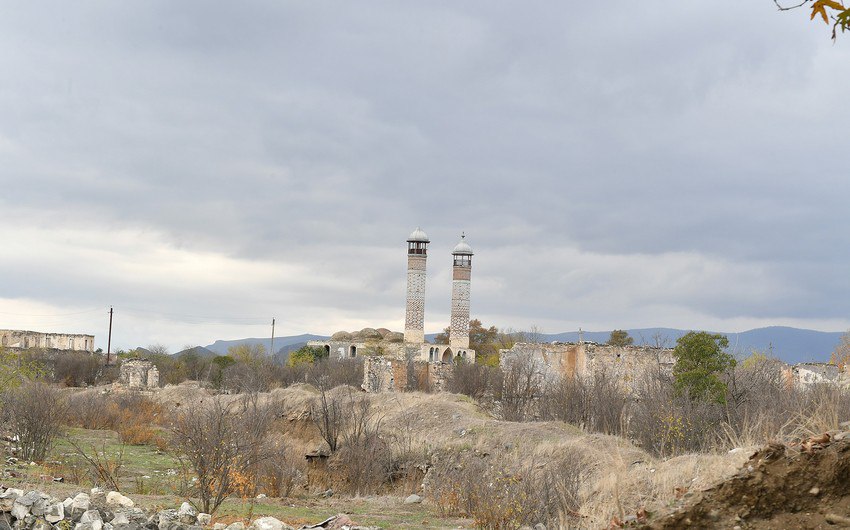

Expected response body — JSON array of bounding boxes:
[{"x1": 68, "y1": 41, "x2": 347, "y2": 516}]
[
  {"x1": 499, "y1": 341, "x2": 675, "y2": 391},
  {"x1": 0, "y1": 329, "x2": 95, "y2": 352},
  {"x1": 118, "y1": 358, "x2": 160, "y2": 389},
  {"x1": 308, "y1": 228, "x2": 475, "y2": 392}
]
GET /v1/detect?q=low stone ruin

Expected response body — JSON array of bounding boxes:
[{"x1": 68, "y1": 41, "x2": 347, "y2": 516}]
[
  {"x1": 118, "y1": 358, "x2": 160, "y2": 389},
  {"x1": 0, "y1": 486, "x2": 378, "y2": 530}
]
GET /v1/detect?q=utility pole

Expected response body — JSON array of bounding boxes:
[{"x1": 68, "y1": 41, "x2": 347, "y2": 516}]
[
  {"x1": 270, "y1": 318, "x2": 276, "y2": 356},
  {"x1": 107, "y1": 306, "x2": 113, "y2": 365}
]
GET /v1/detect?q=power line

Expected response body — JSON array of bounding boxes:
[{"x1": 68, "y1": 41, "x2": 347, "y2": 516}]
[{"x1": 0, "y1": 307, "x2": 105, "y2": 317}]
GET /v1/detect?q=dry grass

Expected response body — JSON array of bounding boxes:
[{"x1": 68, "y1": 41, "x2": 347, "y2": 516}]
[{"x1": 105, "y1": 382, "x2": 757, "y2": 527}]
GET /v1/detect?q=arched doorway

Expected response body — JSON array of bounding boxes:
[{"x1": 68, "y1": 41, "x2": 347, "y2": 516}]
[
  {"x1": 441, "y1": 348, "x2": 453, "y2": 363},
  {"x1": 350, "y1": 345, "x2": 357, "y2": 357}
]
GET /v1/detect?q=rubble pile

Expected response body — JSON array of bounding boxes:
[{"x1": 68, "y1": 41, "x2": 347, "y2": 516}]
[{"x1": 0, "y1": 487, "x2": 377, "y2": 530}]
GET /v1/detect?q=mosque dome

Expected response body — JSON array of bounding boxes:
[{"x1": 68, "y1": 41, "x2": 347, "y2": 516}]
[
  {"x1": 407, "y1": 227, "x2": 430, "y2": 242},
  {"x1": 452, "y1": 234, "x2": 473, "y2": 255}
]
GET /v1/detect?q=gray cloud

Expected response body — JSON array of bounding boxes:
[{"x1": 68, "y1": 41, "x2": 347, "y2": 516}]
[{"x1": 0, "y1": 2, "x2": 847, "y2": 350}]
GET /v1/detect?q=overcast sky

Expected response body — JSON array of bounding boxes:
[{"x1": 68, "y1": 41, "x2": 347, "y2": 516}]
[{"x1": 1, "y1": 2, "x2": 847, "y2": 352}]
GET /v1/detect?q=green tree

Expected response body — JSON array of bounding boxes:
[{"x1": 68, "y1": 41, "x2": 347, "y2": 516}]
[
  {"x1": 432, "y1": 319, "x2": 506, "y2": 365},
  {"x1": 227, "y1": 343, "x2": 267, "y2": 364},
  {"x1": 607, "y1": 329, "x2": 634, "y2": 347},
  {"x1": 0, "y1": 348, "x2": 46, "y2": 393},
  {"x1": 672, "y1": 332, "x2": 736, "y2": 403},
  {"x1": 288, "y1": 345, "x2": 328, "y2": 367}
]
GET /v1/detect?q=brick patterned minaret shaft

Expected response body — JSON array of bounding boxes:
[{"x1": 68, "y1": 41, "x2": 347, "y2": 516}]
[
  {"x1": 404, "y1": 228, "x2": 429, "y2": 344},
  {"x1": 449, "y1": 234, "x2": 473, "y2": 350}
]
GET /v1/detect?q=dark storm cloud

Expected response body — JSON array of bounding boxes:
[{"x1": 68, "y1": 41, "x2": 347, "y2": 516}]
[{"x1": 0, "y1": 1, "x2": 847, "y2": 349}]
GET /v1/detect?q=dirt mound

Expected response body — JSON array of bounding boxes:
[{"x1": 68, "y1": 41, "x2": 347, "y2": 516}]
[{"x1": 645, "y1": 436, "x2": 850, "y2": 529}]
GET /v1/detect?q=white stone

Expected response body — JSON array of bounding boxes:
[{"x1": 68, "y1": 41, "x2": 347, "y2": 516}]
[
  {"x1": 197, "y1": 513, "x2": 211, "y2": 526},
  {"x1": 178, "y1": 502, "x2": 197, "y2": 524},
  {"x1": 212, "y1": 524, "x2": 227, "y2": 530},
  {"x1": 80, "y1": 510, "x2": 104, "y2": 530},
  {"x1": 249, "y1": 516, "x2": 286, "y2": 530},
  {"x1": 11, "y1": 501, "x2": 30, "y2": 520},
  {"x1": 111, "y1": 513, "x2": 130, "y2": 526},
  {"x1": 106, "y1": 492, "x2": 134, "y2": 508},
  {"x1": 44, "y1": 502, "x2": 65, "y2": 523},
  {"x1": 81, "y1": 510, "x2": 103, "y2": 523},
  {"x1": 403, "y1": 494, "x2": 422, "y2": 504},
  {"x1": 72, "y1": 493, "x2": 91, "y2": 512},
  {"x1": 224, "y1": 523, "x2": 245, "y2": 530},
  {"x1": 0, "y1": 490, "x2": 20, "y2": 512}
]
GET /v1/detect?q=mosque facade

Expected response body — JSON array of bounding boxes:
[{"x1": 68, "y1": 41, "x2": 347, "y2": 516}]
[{"x1": 308, "y1": 227, "x2": 476, "y2": 368}]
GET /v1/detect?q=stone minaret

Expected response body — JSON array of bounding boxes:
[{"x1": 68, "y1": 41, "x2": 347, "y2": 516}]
[
  {"x1": 404, "y1": 227, "x2": 429, "y2": 343},
  {"x1": 449, "y1": 233, "x2": 473, "y2": 350}
]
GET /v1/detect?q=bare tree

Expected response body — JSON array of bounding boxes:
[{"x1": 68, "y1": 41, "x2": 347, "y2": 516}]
[
  {"x1": 170, "y1": 395, "x2": 278, "y2": 514},
  {"x1": 5, "y1": 381, "x2": 67, "y2": 462},
  {"x1": 335, "y1": 392, "x2": 389, "y2": 495},
  {"x1": 501, "y1": 352, "x2": 545, "y2": 421},
  {"x1": 310, "y1": 379, "x2": 346, "y2": 453}
]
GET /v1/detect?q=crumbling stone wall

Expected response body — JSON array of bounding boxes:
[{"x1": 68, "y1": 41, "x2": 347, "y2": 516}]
[
  {"x1": 789, "y1": 362, "x2": 847, "y2": 388},
  {"x1": 499, "y1": 342, "x2": 674, "y2": 390},
  {"x1": 362, "y1": 357, "x2": 454, "y2": 393},
  {"x1": 119, "y1": 359, "x2": 160, "y2": 389},
  {"x1": 0, "y1": 329, "x2": 95, "y2": 352}
]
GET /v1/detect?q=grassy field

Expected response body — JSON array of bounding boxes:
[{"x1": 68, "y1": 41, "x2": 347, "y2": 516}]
[{"x1": 2, "y1": 427, "x2": 473, "y2": 529}]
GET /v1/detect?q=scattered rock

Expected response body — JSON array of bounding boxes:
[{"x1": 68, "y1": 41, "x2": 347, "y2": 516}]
[
  {"x1": 106, "y1": 493, "x2": 134, "y2": 508},
  {"x1": 178, "y1": 502, "x2": 197, "y2": 525},
  {"x1": 224, "y1": 522, "x2": 245, "y2": 530},
  {"x1": 0, "y1": 490, "x2": 21, "y2": 512},
  {"x1": 248, "y1": 516, "x2": 292, "y2": 530},
  {"x1": 809, "y1": 487, "x2": 820, "y2": 496},
  {"x1": 44, "y1": 502, "x2": 64, "y2": 523},
  {"x1": 197, "y1": 513, "x2": 211, "y2": 526},
  {"x1": 80, "y1": 509, "x2": 104, "y2": 530},
  {"x1": 403, "y1": 494, "x2": 422, "y2": 505},
  {"x1": 72, "y1": 493, "x2": 91, "y2": 514}
]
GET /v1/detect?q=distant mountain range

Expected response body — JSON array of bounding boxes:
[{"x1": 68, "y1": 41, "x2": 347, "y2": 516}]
[
  {"x1": 204, "y1": 333, "x2": 328, "y2": 359},
  {"x1": 190, "y1": 327, "x2": 842, "y2": 366}
]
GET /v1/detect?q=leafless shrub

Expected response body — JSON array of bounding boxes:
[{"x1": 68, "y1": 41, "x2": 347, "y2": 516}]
[
  {"x1": 66, "y1": 392, "x2": 116, "y2": 430},
  {"x1": 449, "y1": 362, "x2": 500, "y2": 400},
  {"x1": 306, "y1": 358, "x2": 364, "y2": 389},
  {"x1": 170, "y1": 394, "x2": 280, "y2": 514},
  {"x1": 310, "y1": 381, "x2": 346, "y2": 453},
  {"x1": 541, "y1": 367, "x2": 628, "y2": 435},
  {"x1": 53, "y1": 352, "x2": 103, "y2": 387},
  {"x1": 67, "y1": 440, "x2": 124, "y2": 491},
  {"x1": 629, "y1": 366, "x2": 730, "y2": 457},
  {"x1": 501, "y1": 353, "x2": 545, "y2": 421},
  {"x1": 223, "y1": 361, "x2": 274, "y2": 393},
  {"x1": 257, "y1": 454, "x2": 301, "y2": 498},
  {"x1": 4, "y1": 381, "x2": 67, "y2": 462},
  {"x1": 336, "y1": 393, "x2": 391, "y2": 495}
]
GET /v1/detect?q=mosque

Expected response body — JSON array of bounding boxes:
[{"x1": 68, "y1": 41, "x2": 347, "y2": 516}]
[{"x1": 308, "y1": 227, "x2": 476, "y2": 365}]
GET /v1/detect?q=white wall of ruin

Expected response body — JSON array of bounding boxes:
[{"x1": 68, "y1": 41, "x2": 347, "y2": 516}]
[{"x1": 0, "y1": 329, "x2": 95, "y2": 352}]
